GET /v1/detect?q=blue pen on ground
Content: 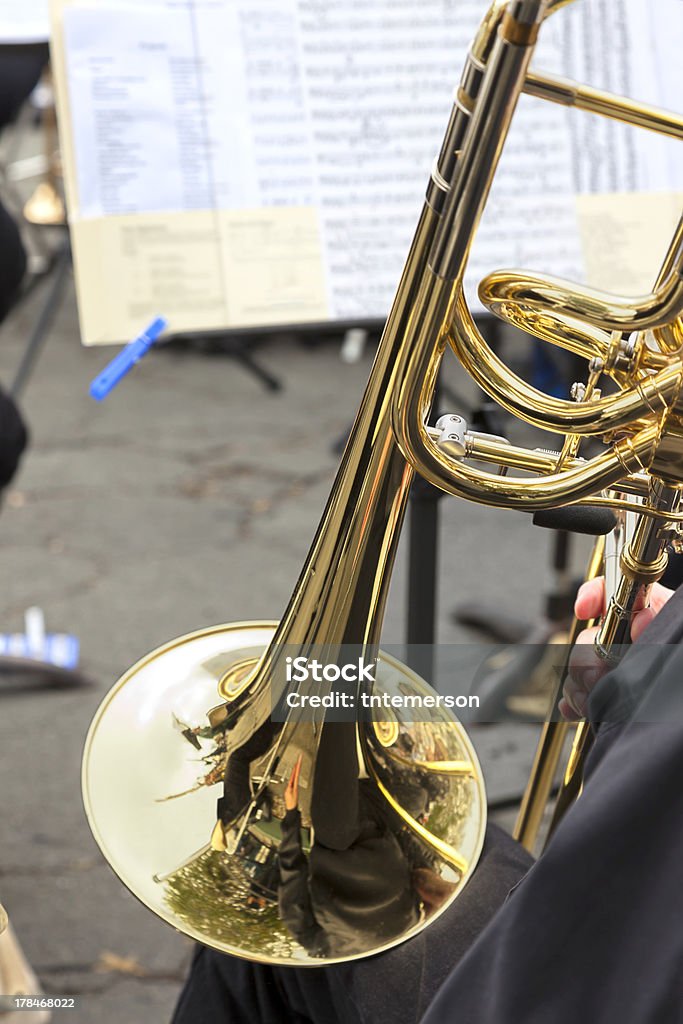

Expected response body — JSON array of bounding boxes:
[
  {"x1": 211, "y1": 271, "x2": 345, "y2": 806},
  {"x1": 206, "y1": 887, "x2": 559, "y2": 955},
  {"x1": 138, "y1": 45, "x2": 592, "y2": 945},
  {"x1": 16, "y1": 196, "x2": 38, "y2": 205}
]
[{"x1": 89, "y1": 316, "x2": 168, "y2": 401}]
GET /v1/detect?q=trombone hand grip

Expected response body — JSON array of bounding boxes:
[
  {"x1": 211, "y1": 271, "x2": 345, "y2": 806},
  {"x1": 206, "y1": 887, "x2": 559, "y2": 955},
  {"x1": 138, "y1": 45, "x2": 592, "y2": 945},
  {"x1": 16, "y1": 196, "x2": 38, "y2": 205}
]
[
  {"x1": 593, "y1": 486, "x2": 677, "y2": 663},
  {"x1": 594, "y1": 595, "x2": 642, "y2": 663},
  {"x1": 532, "y1": 507, "x2": 617, "y2": 536}
]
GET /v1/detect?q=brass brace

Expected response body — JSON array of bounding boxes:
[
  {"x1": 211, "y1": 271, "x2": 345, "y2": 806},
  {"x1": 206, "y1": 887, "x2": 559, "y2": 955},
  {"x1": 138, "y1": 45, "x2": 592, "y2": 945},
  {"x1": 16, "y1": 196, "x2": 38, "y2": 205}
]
[
  {"x1": 501, "y1": 12, "x2": 541, "y2": 45},
  {"x1": 619, "y1": 547, "x2": 669, "y2": 584}
]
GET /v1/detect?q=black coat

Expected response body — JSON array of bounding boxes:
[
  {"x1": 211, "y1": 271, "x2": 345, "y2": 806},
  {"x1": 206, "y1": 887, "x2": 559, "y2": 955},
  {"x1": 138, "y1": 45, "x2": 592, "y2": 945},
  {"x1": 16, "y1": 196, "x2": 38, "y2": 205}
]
[
  {"x1": 423, "y1": 585, "x2": 683, "y2": 1024},
  {"x1": 172, "y1": 822, "x2": 532, "y2": 1023}
]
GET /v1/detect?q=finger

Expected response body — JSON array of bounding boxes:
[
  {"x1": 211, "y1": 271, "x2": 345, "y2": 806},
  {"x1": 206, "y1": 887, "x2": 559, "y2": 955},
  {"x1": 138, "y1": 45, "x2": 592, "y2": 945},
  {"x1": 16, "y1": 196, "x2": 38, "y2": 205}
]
[
  {"x1": 568, "y1": 631, "x2": 604, "y2": 686},
  {"x1": 558, "y1": 696, "x2": 581, "y2": 721},
  {"x1": 619, "y1": 582, "x2": 673, "y2": 642},
  {"x1": 564, "y1": 579, "x2": 674, "y2": 714},
  {"x1": 566, "y1": 629, "x2": 606, "y2": 713},
  {"x1": 574, "y1": 577, "x2": 606, "y2": 621},
  {"x1": 630, "y1": 606, "x2": 656, "y2": 643},
  {"x1": 650, "y1": 581, "x2": 675, "y2": 614},
  {"x1": 629, "y1": 583, "x2": 673, "y2": 641},
  {"x1": 573, "y1": 625, "x2": 599, "y2": 648},
  {"x1": 561, "y1": 677, "x2": 589, "y2": 719}
]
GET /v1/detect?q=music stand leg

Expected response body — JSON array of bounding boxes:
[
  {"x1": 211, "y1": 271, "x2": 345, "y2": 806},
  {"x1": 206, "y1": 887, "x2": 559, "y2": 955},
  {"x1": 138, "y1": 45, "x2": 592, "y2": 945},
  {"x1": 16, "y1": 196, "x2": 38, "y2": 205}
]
[
  {"x1": 229, "y1": 340, "x2": 282, "y2": 392},
  {"x1": 163, "y1": 331, "x2": 283, "y2": 392},
  {"x1": 10, "y1": 235, "x2": 71, "y2": 400}
]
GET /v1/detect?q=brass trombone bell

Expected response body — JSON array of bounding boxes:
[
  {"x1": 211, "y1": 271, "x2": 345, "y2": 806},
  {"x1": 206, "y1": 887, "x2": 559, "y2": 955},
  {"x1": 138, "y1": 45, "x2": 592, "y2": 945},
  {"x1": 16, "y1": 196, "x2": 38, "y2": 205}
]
[{"x1": 83, "y1": 624, "x2": 486, "y2": 963}]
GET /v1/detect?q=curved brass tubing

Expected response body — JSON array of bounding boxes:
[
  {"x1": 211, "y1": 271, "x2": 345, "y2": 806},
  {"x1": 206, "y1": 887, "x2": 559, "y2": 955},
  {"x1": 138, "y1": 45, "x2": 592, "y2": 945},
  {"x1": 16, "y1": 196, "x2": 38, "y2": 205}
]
[
  {"x1": 652, "y1": 217, "x2": 683, "y2": 353},
  {"x1": 479, "y1": 264, "x2": 683, "y2": 337},
  {"x1": 477, "y1": 273, "x2": 676, "y2": 371},
  {"x1": 392, "y1": 297, "x2": 664, "y2": 510},
  {"x1": 469, "y1": 0, "x2": 574, "y2": 66},
  {"x1": 472, "y1": 301, "x2": 619, "y2": 367},
  {"x1": 447, "y1": 291, "x2": 682, "y2": 436},
  {"x1": 657, "y1": 320, "x2": 683, "y2": 354},
  {"x1": 395, "y1": 414, "x2": 661, "y2": 511},
  {"x1": 480, "y1": 214, "x2": 683, "y2": 363},
  {"x1": 371, "y1": 773, "x2": 469, "y2": 874},
  {"x1": 545, "y1": 0, "x2": 577, "y2": 13}
]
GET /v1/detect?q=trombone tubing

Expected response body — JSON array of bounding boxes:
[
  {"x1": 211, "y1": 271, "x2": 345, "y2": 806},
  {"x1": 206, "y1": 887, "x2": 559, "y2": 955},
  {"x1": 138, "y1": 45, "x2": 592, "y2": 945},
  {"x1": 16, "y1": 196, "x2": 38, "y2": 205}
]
[
  {"x1": 448, "y1": 292, "x2": 682, "y2": 436},
  {"x1": 394, "y1": 330, "x2": 661, "y2": 509},
  {"x1": 524, "y1": 71, "x2": 683, "y2": 141},
  {"x1": 513, "y1": 535, "x2": 606, "y2": 851}
]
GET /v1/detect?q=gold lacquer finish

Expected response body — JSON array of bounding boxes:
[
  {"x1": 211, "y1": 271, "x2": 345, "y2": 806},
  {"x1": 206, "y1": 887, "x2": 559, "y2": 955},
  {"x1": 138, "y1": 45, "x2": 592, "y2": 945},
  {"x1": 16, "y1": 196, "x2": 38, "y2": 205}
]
[
  {"x1": 523, "y1": 72, "x2": 683, "y2": 141},
  {"x1": 513, "y1": 536, "x2": 605, "y2": 851},
  {"x1": 84, "y1": 0, "x2": 683, "y2": 960},
  {"x1": 84, "y1": 625, "x2": 485, "y2": 964}
]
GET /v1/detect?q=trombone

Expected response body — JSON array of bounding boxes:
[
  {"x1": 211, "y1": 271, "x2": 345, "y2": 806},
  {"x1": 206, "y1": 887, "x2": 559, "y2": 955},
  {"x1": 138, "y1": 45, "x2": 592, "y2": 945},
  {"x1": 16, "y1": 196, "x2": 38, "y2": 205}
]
[{"x1": 82, "y1": 0, "x2": 683, "y2": 963}]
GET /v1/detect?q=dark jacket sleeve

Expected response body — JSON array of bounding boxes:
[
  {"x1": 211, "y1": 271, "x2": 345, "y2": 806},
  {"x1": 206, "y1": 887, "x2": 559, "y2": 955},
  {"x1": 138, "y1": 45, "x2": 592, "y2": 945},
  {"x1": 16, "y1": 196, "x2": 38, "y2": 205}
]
[
  {"x1": 422, "y1": 588, "x2": 683, "y2": 1024},
  {"x1": 0, "y1": 386, "x2": 27, "y2": 489},
  {"x1": 278, "y1": 809, "x2": 328, "y2": 956}
]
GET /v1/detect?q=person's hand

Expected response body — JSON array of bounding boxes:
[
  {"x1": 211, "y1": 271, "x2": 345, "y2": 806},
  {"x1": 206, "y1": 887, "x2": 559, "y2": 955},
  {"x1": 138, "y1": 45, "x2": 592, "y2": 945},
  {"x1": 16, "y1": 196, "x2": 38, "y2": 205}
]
[
  {"x1": 560, "y1": 576, "x2": 674, "y2": 720},
  {"x1": 284, "y1": 754, "x2": 303, "y2": 811}
]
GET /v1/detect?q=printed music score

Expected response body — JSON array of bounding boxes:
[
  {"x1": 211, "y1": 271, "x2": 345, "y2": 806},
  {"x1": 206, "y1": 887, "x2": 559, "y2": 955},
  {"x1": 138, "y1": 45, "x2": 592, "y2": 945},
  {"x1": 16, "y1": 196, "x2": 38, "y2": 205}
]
[{"x1": 49, "y1": 0, "x2": 682, "y2": 344}]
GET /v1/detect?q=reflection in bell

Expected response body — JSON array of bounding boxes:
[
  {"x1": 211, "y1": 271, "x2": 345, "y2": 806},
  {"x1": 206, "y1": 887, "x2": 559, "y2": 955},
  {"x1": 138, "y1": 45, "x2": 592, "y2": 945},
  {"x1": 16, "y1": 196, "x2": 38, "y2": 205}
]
[{"x1": 83, "y1": 624, "x2": 485, "y2": 965}]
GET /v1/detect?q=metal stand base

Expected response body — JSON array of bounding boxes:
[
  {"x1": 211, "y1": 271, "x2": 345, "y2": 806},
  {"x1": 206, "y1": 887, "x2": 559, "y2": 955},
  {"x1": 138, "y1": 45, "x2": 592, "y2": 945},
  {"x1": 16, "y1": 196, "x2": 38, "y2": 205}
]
[{"x1": 163, "y1": 332, "x2": 283, "y2": 392}]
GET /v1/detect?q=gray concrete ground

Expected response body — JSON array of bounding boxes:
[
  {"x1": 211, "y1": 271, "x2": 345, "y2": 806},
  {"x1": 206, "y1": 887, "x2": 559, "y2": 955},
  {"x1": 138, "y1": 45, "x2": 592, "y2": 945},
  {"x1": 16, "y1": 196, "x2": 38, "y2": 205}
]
[{"x1": 0, "y1": 239, "x2": 588, "y2": 1022}]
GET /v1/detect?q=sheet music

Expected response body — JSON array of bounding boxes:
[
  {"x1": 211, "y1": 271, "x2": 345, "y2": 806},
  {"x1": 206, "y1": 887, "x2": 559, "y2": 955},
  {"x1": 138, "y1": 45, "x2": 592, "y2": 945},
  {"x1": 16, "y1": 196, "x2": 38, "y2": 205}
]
[
  {"x1": 71, "y1": 212, "x2": 229, "y2": 344},
  {"x1": 534, "y1": 0, "x2": 683, "y2": 194},
  {"x1": 577, "y1": 192, "x2": 683, "y2": 295},
  {"x1": 0, "y1": 0, "x2": 49, "y2": 43},
  {"x1": 296, "y1": 0, "x2": 583, "y2": 314},
  {"x1": 62, "y1": 0, "x2": 316, "y2": 218},
  {"x1": 63, "y1": 6, "x2": 212, "y2": 218},
  {"x1": 52, "y1": 0, "x2": 683, "y2": 343}
]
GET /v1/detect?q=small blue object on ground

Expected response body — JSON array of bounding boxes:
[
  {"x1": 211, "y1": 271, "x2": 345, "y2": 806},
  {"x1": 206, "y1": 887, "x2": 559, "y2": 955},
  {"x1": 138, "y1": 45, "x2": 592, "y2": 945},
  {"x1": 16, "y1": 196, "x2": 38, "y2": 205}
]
[
  {"x1": 89, "y1": 316, "x2": 168, "y2": 401},
  {"x1": 0, "y1": 608, "x2": 80, "y2": 669}
]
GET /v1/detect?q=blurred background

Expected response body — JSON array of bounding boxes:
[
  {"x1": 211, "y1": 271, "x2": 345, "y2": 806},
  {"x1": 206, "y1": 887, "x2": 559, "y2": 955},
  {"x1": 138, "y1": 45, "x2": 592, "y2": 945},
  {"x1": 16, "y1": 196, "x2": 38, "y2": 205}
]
[{"x1": 1, "y1": 0, "x2": 679, "y2": 1019}]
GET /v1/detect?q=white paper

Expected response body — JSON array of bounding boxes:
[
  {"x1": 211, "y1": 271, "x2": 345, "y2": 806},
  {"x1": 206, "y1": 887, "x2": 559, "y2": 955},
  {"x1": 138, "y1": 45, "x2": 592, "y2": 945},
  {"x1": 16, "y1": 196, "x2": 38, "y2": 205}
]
[
  {"x1": 0, "y1": 0, "x2": 49, "y2": 42},
  {"x1": 63, "y1": 5, "x2": 215, "y2": 218},
  {"x1": 62, "y1": 0, "x2": 315, "y2": 218},
  {"x1": 295, "y1": 0, "x2": 583, "y2": 315},
  {"x1": 56, "y1": 0, "x2": 683, "y2": 339}
]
